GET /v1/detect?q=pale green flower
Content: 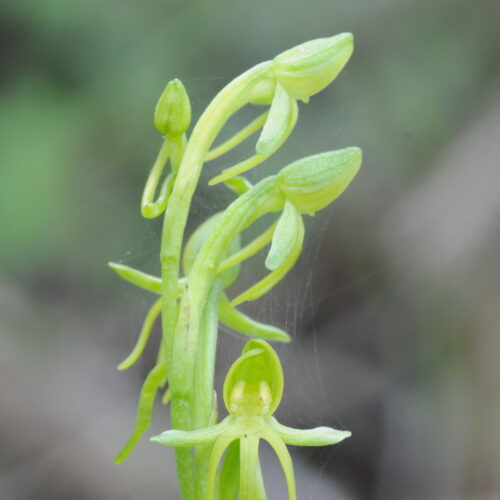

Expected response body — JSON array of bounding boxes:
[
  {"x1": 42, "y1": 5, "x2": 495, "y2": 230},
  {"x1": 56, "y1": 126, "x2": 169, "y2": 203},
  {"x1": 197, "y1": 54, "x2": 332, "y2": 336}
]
[{"x1": 152, "y1": 340, "x2": 350, "y2": 500}]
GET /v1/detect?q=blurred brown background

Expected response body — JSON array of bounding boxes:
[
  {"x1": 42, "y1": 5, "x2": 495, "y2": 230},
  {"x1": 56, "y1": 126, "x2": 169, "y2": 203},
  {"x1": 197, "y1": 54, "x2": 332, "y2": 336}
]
[{"x1": 1, "y1": 1, "x2": 499, "y2": 499}]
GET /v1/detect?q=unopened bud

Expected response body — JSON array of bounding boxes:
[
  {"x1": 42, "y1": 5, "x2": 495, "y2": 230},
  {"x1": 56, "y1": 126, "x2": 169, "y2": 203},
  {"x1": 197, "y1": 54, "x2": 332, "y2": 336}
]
[
  {"x1": 153, "y1": 79, "x2": 191, "y2": 136},
  {"x1": 273, "y1": 33, "x2": 354, "y2": 101},
  {"x1": 277, "y1": 147, "x2": 362, "y2": 215}
]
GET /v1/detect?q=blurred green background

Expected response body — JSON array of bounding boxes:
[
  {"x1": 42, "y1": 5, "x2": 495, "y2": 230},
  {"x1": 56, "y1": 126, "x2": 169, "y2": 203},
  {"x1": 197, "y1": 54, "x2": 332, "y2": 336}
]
[{"x1": 1, "y1": 1, "x2": 499, "y2": 499}]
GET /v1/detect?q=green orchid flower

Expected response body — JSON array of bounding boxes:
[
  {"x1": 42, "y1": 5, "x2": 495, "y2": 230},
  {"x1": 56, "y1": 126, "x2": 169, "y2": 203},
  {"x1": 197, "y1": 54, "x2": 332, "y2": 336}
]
[
  {"x1": 110, "y1": 33, "x2": 361, "y2": 499},
  {"x1": 152, "y1": 339, "x2": 350, "y2": 500}
]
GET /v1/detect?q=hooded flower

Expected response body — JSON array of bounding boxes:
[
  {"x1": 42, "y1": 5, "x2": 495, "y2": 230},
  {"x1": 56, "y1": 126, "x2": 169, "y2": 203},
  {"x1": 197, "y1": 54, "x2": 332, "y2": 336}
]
[{"x1": 151, "y1": 339, "x2": 350, "y2": 499}]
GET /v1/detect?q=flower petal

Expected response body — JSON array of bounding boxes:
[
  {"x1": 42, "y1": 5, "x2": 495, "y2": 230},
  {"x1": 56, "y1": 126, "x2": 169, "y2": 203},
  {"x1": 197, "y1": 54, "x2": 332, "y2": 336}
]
[
  {"x1": 207, "y1": 434, "x2": 239, "y2": 500},
  {"x1": 114, "y1": 362, "x2": 168, "y2": 463},
  {"x1": 150, "y1": 416, "x2": 231, "y2": 448},
  {"x1": 117, "y1": 297, "x2": 162, "y2": 370},
  {"x1": 240, "y1": 434, "x2": 261, "y2": 500},
  {"x1": 108, "y1": 262, "x2": 162, "y2": 293},
  {"x1": 219, "y1": 440, "x2": 240, "y2": 500},
  {"x1": 268, "y1": 417, "x2": 351, "y2": 446},
  {"x1": 260, "y1": 426, "x2": 296, "y2": 500}
]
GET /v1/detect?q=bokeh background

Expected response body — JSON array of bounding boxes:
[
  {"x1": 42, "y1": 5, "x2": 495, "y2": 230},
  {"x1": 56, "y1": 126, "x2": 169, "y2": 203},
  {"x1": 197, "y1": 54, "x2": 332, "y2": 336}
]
[{"x1": 1, "y1": 1, "x2": 499, "y2": 499}]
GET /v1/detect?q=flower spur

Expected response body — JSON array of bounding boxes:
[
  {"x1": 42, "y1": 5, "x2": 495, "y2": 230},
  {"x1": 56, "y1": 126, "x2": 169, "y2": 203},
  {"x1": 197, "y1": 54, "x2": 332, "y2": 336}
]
[{"x1": 151, "y1": 339, "x2": 351, "y2": 500}]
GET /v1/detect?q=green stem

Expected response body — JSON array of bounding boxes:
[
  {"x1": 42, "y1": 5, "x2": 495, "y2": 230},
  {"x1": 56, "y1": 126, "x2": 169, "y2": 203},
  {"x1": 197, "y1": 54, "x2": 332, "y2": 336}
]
[
  {"x1": 161, "y1": 61, "x2": 272, "y2": 499},
  {"x1": 170, "y1": 176, "x2": 283, "y2": 498},
  {"x1": 193, "y1": 279, "x2": 223, "y2": 499}
]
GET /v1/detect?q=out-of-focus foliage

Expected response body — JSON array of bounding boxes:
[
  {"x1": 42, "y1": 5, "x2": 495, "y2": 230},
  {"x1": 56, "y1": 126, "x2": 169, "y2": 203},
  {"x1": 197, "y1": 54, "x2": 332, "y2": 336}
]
[{"x1": 1, "y1": 1, "x2": 499, "y2": 499}]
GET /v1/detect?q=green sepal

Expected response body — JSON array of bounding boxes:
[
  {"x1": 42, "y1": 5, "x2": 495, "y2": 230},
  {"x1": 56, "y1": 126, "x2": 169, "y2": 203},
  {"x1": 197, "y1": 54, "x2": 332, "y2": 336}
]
[
  {"x1": 108, "y1": 262, "x2": 187, "y2": 296},
  {"x1": 154, "y1": 79, "x2": 191, "y2": 136},
  {"x1": 219, "y1": 294, "x2": 290, "y2": 342},
  {"x1": 277, "y1": 147, "x2": 362, "y2": 215},
  {"x1": 268, "y1": 417, "x2": 351, "y2": 446},
  {"x1": 265, "y1": 200, "x2": 302, "y2": 271},
  {"x1": 256, "y1": 82, "x2": 293, "y2": 156},
  {"x1": 223, "y1": 340, "x2": 284, "y2": 417},
  {"x1": 114, "y1": 362, "x2": 168, "y2": 463},
  {"x1": 151, "y1": 416, "x2": 231, "y2": 447},
  {"x1": 108, "y1": 262, "x2": 161, "y2": 293}
]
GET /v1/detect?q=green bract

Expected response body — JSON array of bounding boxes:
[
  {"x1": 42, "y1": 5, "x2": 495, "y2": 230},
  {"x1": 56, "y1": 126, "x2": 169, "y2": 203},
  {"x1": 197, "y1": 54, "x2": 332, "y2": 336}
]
[{"x1": 110, "y1": 33, "x2": 360, "y2": 500}]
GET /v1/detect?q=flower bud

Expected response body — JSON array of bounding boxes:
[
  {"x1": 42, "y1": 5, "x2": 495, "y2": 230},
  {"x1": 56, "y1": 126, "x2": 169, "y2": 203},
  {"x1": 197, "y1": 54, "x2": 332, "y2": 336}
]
[
  {"x1": 272, "y1": 33, "x2": 353, "y2": 100},
  {"x1": 153, "y1": 79, "x2": 191, "y2": 136},
  {"x1": 277, "y1": 147, "x2": 362, "y2": 215}
]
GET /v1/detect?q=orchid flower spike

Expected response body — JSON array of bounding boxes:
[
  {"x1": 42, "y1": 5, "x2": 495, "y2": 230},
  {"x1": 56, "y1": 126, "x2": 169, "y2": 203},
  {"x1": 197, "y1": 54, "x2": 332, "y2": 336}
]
[{"x1": 151, "y1": 340, "x2": 350, "y2": 500}]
